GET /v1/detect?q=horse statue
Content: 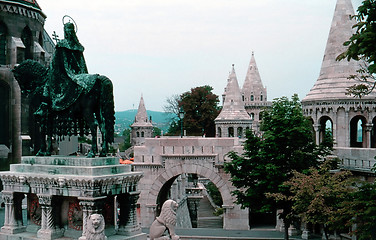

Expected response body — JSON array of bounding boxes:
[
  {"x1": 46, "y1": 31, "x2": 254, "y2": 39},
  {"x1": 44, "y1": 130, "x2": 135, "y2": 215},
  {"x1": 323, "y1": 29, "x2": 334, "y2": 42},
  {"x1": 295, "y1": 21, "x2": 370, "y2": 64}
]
[{"x1": 13, "y1": 59, "x2": 115, "y2": 158}]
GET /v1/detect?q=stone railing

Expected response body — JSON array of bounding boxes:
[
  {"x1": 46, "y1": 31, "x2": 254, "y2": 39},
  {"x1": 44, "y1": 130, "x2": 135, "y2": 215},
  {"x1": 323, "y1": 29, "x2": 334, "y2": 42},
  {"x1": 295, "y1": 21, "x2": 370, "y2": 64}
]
[{"x1": 335, "y1": 147, "x2": 376, "y2": 173}]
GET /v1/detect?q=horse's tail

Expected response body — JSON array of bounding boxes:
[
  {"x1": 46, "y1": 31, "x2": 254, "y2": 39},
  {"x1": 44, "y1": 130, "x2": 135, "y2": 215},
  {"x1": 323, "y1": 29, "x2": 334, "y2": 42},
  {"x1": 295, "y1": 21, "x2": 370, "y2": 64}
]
[{"x1": 99, "y1": 75, "x2": 115, "y2": 144}]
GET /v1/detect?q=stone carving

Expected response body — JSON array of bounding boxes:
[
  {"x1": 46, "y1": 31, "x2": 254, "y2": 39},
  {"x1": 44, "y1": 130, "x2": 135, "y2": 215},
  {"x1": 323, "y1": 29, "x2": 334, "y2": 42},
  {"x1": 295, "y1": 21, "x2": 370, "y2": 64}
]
[
  {"x1": 149, "y1": 200, "x2": 180, "y2": 240},
  {"x1": 86, "y1": 214, "x2": 107, "y2": 240},
  {"x1": 12, "y1": 19, "x2": 115, "y2": 158}
]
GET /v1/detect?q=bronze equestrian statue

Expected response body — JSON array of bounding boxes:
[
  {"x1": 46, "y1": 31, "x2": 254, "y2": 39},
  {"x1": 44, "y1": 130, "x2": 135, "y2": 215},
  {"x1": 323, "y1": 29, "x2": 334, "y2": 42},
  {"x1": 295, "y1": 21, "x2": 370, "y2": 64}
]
[{"x1": 13, "y1": 20, "x2": 115, "y2": 158}]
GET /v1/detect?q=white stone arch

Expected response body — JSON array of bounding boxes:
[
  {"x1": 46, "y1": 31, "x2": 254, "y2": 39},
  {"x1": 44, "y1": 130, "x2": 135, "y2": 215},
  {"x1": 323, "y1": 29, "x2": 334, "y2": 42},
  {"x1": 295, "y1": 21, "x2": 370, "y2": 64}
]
[
  {"x1": 350, "y1": 115, "x2": 368, "y2": 148},
  {"x1": 146, "y1": 165, "x2": 233, "y2": 208},
  {"x1": 139, "y1": 162, "x2": 247, "y2": 230},
  {"x1": 318, "y1": 115, "x2": 334, "y2": 145}
]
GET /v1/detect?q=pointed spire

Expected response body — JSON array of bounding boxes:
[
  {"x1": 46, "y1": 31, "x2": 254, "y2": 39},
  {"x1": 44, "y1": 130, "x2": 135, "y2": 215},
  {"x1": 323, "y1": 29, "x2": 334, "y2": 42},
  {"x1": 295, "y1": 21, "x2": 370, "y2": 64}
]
[
  {"x1": 132, "y1": 95, "x2": 153, "y2": 127},
  {"x1": 216, "y1": 65, "x2": 252, "y2": 121},
  {"x1": 304, "y1": 0, "x2": 376, "y2": 101},
  {"x1": 242, "y1": 52, "x2": 266, "y2": 100}
]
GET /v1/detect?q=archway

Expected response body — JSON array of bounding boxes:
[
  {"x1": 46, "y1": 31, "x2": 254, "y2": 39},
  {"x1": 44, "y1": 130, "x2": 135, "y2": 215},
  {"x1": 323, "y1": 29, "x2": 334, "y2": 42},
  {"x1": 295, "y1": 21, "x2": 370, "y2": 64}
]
[
  {"x1": 141, "y1": 163, "x2": 248, "y2": 230},
  {"x1": 155, "y1": 173, "x2": 224, "y2": 229},
  {"x1": 350, "y1": 116, "x2": 367, "y2": 148},
  {"x1": 21, "y1": 26, "x2": 33, "y2": 61},
  {"x1": 319, "y1": 116, "x2": 333, "y2": 146}
]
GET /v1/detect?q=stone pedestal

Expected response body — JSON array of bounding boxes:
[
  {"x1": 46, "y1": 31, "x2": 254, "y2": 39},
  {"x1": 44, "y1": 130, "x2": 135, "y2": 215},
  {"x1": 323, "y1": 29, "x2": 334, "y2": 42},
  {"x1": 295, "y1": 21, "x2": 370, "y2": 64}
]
[{"x1": 0, "y1": 156, "x2": 147, "y2": 240}]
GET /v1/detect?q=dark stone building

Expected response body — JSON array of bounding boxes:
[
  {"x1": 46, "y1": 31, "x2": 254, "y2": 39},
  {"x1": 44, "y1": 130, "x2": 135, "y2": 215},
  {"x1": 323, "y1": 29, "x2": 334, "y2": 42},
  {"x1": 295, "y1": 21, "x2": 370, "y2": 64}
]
[{"x1": 0, "y1": 0, "x2": 53, "y2": 170}]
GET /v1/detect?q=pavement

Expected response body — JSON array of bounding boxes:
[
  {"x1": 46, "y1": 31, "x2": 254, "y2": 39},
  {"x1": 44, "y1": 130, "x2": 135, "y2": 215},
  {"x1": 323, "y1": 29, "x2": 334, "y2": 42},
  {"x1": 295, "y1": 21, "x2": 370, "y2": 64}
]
[{"x1": 0, "y1": 207, "x2": 323, "y2": 240}]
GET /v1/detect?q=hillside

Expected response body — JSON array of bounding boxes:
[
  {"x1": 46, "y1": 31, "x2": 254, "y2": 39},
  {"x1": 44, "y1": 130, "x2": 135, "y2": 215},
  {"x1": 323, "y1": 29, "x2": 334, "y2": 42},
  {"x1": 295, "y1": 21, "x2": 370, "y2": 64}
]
[{"x1": 115, "y1": 110, "x2": 175, "y2": 135}]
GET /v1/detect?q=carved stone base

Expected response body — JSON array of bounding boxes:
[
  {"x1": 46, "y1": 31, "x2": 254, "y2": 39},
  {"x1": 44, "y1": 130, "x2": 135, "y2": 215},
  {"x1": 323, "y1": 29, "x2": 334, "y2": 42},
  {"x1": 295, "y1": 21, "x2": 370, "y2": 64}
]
[
  {"x1": 37, "y1": 228, "x2": 64, "y2": 240},
  {"x1": 1, "y1": 225, "x2": 26, "y2": 234}
]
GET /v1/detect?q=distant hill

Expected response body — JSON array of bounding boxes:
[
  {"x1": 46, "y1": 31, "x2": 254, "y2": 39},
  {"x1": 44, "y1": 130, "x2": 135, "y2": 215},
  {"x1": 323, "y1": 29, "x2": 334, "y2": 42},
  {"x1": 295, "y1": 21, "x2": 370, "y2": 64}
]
[{"x1": 115, "y1": 110, "x2": 175, "y2": 135}]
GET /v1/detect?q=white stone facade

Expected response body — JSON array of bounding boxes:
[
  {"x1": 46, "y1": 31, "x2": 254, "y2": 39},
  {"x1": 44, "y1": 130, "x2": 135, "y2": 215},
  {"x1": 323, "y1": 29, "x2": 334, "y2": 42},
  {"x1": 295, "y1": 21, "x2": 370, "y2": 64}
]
[{"x1": 133, "y1": 137, "x2": 249, "y2": 230}]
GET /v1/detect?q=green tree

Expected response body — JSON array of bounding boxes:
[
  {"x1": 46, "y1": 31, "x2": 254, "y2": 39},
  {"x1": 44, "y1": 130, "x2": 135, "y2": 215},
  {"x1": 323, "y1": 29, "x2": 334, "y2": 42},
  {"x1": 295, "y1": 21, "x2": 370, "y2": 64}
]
[
  {"x1": 337, "y1": 0, "x2": 376, "y2": 97},
  {"x1": 224, "y1": 95, "x2": 319, "y2": 240},
  {"x1": 153, "y1": 127, "x2": 162, "y2": 137},
  {"x1": 271, "y1": 160, "x2": 354, "y2": 240},
  {"x1": 180, "y1": 85, "x2": 220, "y2": 137},
  {"x1": 335, "y1": 182, "x2": 376, "y2": 240},
  {"x1": 118, "y1": 128, "x2": 131, "y2": 151}
]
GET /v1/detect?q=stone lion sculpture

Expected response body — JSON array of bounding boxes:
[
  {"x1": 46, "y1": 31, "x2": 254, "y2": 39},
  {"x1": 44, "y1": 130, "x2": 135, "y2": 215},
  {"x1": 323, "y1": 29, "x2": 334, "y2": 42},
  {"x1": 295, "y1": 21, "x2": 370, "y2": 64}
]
[
  {"x1": 86, "y1": 213, "x2": 107, "y2": 240},
  {"x1": 149, "y1": 199, "x2": 180, "y2": 240}
]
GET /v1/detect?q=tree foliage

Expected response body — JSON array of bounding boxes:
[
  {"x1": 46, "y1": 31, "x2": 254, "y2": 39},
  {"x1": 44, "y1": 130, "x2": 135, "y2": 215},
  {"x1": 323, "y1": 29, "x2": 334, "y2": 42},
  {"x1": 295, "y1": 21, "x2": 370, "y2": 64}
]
[
  {"x1": 337, "y1": 0, "x2": 376, "y2": 97},
  {"x1": 180, "y1": 85, "x2": 220, "y2": 137},
  {"x1": 164, "y1": 85, "x2": 220, "y2": 136},
  {"x1": 224, "y1": 95, "x2": 319, "y2": 239},
  {"x1": 271, "y1": 160, "x2": 354, "y2": 240},
  {"x1": 335, "y1": 182, "x2": 376, "y2": 240},
  {"x1": 118, "y1": 128, "x2": 131, "y2": 151}
]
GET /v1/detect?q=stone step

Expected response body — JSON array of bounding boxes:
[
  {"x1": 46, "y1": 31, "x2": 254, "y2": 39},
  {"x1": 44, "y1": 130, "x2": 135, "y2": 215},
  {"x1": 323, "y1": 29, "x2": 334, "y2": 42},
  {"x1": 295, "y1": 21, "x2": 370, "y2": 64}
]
[{"x1": 197, "y1": 195, "x2": 223, "y2": 228}]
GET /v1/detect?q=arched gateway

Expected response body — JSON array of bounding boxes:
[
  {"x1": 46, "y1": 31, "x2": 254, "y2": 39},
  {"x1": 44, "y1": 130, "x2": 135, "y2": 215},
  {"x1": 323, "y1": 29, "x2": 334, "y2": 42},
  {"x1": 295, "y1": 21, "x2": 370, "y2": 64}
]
[{"x1": 133, "y1": 137, "x2": 249, "y2": 230}]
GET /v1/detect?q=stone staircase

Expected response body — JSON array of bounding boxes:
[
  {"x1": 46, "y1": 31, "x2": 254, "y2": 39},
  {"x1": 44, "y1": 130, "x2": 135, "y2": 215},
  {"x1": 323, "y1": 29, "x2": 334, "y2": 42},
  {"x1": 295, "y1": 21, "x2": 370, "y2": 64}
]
[{"x1": 197, "y1": 195, "x2": 223, "y2": 228}]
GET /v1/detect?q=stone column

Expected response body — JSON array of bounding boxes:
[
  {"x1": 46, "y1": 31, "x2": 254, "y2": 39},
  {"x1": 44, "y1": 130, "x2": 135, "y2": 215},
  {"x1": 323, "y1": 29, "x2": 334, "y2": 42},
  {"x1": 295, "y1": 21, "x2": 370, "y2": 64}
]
[
  {"x1": 313, "y1": 124, "x2": 321, "y2": 145},
  {"x1": 365, "y1": 123, "x2": 373, "y2": 148},
  {"x1": 1, "y1": 191, "x2": 25, "y2": 234},
  {"x1": 78, "y1": 200, "x2": 97, "y2": 240},
  {"x1": 36, "y1": 194, "x2": 63, "y2": 239},
  {"x1": 117, "y1": 192, "x2": 142, "y2": 236}
]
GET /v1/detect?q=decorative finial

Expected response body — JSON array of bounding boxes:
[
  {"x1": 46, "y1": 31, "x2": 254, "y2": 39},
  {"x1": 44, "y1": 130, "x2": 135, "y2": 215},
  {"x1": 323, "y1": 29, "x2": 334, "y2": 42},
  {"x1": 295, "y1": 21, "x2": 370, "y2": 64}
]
[{"x1": 252, "y1": 51, "x2": 254, "y2": 56}]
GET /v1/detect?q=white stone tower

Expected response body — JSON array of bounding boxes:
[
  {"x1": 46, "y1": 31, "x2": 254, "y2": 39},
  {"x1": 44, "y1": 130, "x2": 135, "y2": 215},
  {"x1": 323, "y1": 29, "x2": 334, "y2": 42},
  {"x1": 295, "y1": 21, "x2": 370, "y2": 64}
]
[
  {"x1": 302, "y1": 0, "x2": 376, "y2": 151},
  {"x1": 242, "y1": 52, "x2": 272, "y2": 132},
  {"x1": 131, "y1": 95, "x2": 153, "y2": 146},
  {"x1": 215, "y1": 64, "x2": 252, "y2": 138}
]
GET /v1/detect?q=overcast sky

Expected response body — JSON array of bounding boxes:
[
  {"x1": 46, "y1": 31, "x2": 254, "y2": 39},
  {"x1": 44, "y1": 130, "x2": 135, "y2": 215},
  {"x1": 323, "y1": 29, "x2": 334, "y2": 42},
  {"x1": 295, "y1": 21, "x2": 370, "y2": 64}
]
[{"x1": 36, "y1": 0, "x2": 362, "y2": 112}]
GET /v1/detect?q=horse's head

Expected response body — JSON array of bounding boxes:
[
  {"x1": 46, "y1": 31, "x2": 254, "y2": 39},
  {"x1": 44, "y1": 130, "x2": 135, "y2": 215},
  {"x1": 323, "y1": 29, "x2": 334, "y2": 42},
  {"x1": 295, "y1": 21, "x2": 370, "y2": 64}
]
[{"x1": 12, "y1": 59, "x2": 48, "y2": 94}]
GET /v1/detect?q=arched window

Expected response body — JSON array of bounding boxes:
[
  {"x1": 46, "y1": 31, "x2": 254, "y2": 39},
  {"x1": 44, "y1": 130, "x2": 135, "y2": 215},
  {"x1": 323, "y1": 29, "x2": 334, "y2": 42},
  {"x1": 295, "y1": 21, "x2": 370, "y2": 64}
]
[
  {"x1": 217, "y1": 127, "x2": 222, "y2": 137},
  {"x1": 0, "y1": 22, "x2": 7, "y2": 65},
  {"x1": 250, "y1": 113, "x2": 255, "y2": 120},
  {"x1": 228, "y1": 127, "x2": 234, "y2": 137},
  {"x1": 260, "y1": 95, "x2": 263, "y2": 101},
  {"x1": 141, "y1": 132, "x2": 144, "y2": 137},
  {"x1": 21, "y1": 26, "x2": 33, "y2": 60},
  {"x1": 319, "y1": 116, "x2": 333, "y2": 146},
  {"x1": 251, "y1": 95, "x2": 254, "y2": 101},
  {"x1": 350, "y1": 116, "x2": 366, "y2": 148},
  {"x1": 137, "y1": 132, "x2": 140, "y2": 137},
  {"x1": 237, "y1": 127, "x2": 243, "y2": 138}
]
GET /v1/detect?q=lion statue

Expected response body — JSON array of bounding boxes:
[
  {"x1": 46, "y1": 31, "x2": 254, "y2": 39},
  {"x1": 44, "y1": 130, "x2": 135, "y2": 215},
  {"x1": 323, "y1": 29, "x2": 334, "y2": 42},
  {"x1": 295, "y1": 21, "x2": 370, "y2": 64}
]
[
  {"x1": 86, "y1": 214, "x2": 107, "y2": 240},
  {"x1": 149, "y1": 199, "x2": 180, "y2": 240}
]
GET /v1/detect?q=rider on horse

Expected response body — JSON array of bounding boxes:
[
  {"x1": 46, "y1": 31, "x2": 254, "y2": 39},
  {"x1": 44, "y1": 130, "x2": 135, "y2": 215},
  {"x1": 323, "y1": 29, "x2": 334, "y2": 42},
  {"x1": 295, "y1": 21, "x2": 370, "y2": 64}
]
[{"x1": 37, "y1": 21, "x2": 97, "y2": 116}]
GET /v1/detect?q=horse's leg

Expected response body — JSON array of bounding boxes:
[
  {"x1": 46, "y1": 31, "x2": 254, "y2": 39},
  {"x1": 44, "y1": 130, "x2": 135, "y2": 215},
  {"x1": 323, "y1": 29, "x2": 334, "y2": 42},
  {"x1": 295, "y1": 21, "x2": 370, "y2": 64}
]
[
  {"x1": 84, "y1": 104, "x2": 98, "y2": 158},
  {"x1": 98, "y1": 76, "x2": 115, "y2": 157},
  {"x1": 36, "y1": 130, "x2": 46, "y2": 156}
]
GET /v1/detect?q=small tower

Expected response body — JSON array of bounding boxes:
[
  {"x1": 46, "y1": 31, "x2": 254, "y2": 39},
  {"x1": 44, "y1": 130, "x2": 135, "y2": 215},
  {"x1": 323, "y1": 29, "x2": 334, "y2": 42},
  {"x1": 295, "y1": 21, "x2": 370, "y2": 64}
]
[
  {"x1": 131, "y1": 95, "x2": 153, "y2": 146},
  {"x1": 242, "y1": 52, "x2": 271, "y2": 132},
  {"x1": 215, "y1": 64, "x2": 252, "y2": 138}
]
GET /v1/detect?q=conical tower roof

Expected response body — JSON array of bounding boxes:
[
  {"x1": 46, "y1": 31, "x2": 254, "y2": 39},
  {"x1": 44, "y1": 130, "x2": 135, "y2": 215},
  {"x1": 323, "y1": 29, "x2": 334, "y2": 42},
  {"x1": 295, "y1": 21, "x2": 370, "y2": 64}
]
[
  {"x1": 131, "y1": 95, "x2": 153, "y2": 127},
  {"x1": 3, "y1": 0, "x2": 42, "y2": 10},
  {"x1": 242, "y1": 52, "x2": 266, "y2": 96},
  {"x1": 215, "y1": 65, "x2": 252, "y2": 121},
  {"x1": 303, "y1": 0, "x2": 376, "y2": 102}
]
